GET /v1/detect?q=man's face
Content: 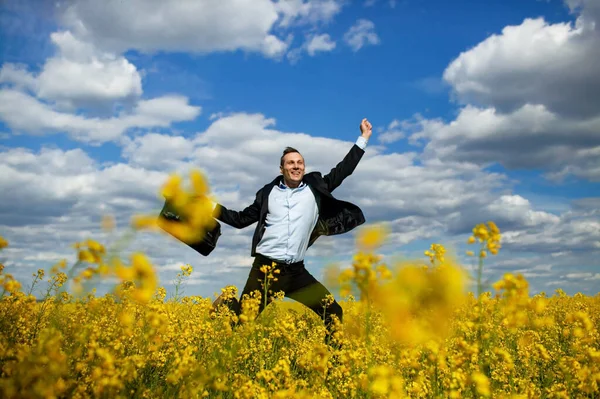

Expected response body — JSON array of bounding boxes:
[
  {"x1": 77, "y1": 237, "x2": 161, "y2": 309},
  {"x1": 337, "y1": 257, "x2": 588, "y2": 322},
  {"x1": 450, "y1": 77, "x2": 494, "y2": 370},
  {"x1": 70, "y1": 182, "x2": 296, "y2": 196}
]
[{"x1": 280, "y1": 152, "x2": 305, "y2": 186}]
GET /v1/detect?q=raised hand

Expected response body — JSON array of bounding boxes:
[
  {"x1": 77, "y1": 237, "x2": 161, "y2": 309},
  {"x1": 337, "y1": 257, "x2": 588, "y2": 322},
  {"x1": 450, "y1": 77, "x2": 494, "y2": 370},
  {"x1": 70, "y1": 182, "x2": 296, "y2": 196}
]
[{"x1": 360, "y1": 118, "x2": 373, "y2": 139}]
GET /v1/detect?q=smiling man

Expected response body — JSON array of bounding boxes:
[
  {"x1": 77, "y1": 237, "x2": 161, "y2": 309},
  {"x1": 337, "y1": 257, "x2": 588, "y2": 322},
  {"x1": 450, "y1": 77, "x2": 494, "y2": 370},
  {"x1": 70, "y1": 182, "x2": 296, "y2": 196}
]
[{"x1": 212, "y1": 118, "x2": 373, "y2": 343}]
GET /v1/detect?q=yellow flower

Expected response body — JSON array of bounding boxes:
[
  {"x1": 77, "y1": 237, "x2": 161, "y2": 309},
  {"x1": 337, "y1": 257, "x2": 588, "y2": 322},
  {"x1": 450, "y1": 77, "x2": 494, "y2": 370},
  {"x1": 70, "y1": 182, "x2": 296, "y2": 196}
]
[
  {"x1": 373, "y1": 260, "x2": 468, "y2": 345},
  {"x1": 425, "y1": 243, "x2": 446, "y2": 265},
  {"x1": 4, "y1": 278, "x2": 21, "y2": 293},
  {"x1": 77, "y1": 250, "x2": 93, "y2": 263},
  {"x1": 81, "y1": 268, "x2": 94, "y2": 280},
  {"x1": 161, "y1": 174, "x2": 184, "y2": 201},
  {"x1": 471, "y1": 371, "x2": 491, "y2": 397},
  {"x1": 180, "y1": 264, "x2": 193, "y2": 277},
  {"x1": 357, "y1": 224, "x2": 389, "y2": 251},
  {"x1": 190, "y1": 169, "x2": 209, "y2": 196},
  {"x1": 0, "y1": 235, "x2": 8, "y2": 249},
  {"x1": 74, "y1": 240, "x2": 105, "y2": 264},
  {"x1": 130, "y1": 253, "x2": 158, "y2": 303},
  {"x1": 85, "y1": 239, "x2": 105, "y2": 254},
  {"x1": 131, "y1": 215, "x2": 159, "y2": 230},
  {"x1": 470, "y1": 221, "x2": 502, "y2": 258}
]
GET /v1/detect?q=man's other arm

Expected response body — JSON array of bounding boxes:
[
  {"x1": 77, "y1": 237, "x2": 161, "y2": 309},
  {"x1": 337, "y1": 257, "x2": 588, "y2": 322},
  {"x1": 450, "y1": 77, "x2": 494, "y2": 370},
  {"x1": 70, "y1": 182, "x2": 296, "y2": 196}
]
[{"x1": 212, "y1": 193, "x2": 261, "y2": 229}]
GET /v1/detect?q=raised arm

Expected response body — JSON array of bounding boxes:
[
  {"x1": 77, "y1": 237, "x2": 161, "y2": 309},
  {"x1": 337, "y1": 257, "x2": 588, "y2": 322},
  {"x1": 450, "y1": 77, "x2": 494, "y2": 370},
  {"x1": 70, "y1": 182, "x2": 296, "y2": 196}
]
[
  {"x1": 323, "y1": 118, "x2": 372, "y2": 192},
  {"x1": 213, "y1": 192, "x2": 261, "y2": 229}
]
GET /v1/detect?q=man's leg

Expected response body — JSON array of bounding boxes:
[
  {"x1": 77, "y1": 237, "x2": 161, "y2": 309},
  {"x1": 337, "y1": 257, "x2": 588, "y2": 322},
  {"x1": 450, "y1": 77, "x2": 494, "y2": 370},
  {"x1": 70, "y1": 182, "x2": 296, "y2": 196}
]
[
  {"x1": 285, "y1": 269, "x2": 343, "y2": 347},
  {"x1": 215, "y1": 257, "x2": 275, "y2": 322}
]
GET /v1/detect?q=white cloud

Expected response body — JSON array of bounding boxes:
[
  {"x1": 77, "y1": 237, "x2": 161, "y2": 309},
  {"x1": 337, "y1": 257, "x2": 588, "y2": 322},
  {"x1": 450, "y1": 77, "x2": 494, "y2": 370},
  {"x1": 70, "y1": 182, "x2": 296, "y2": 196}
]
[
  {"x1": 443, "y1": 12, "x2": 600, "y2": 119},
  {"x1": 0, "y1": 63, "x2": 38, "y2": 91},
  {"x1": 53, "y1": 0, "x2": 351, "y2": 61},
  {"x1": 287, "y1": 32, "x2": 336, "y2": 62},
  {"x1": 407, "y1": 104, "x2": 600, "y2": 182},
  {"x1": 59, "y1": 0, "x2": 295, "y2": 58},
  {"x1": 0, "y1": 31, "x2": 143, "y2": 110},
  {"x1": 564, "y1": 272, "x2": 600, "y2": 280},
  {"x1": 487, "y1": 195, "x2": 560, "y2": 227},
  {"x1": 0, "y1": 89, "x2": 201, "y2": 144},
  {"x1": 276, "y1": 0, "x2": 346, "y2": 28},
  {"x1": 121, "y1": 133, "x2": 195, "y2": 169},
  {"x1": 377, "y1": 118, "x2": 426, "y2": 144},
  {"x1": 37, "y1": 31, "x2": 142, "y2": 108},
  {"x1": 343, "y1": 19, "x2": 380, "y2": 52},
  {"x1": 305, "y1": 33, "x2": 336, "y2": 56},
  {"x1": 403, "y1": 1, "x2": 600, "y2": 182}
]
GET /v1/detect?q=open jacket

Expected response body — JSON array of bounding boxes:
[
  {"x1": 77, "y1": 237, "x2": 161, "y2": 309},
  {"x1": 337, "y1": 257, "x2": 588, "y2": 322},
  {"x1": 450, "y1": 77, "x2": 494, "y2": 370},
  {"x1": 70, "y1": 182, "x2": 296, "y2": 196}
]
[{"x1": 160, "y1": 143, "x2": 366, "y2": 256}]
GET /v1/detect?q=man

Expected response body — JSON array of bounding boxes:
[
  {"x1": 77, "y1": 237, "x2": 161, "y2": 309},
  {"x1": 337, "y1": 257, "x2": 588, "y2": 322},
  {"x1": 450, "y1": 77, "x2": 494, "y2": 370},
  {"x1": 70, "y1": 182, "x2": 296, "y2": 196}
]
[{"x1": 211, "y1": 118, "x2": 373, "y2": 341}]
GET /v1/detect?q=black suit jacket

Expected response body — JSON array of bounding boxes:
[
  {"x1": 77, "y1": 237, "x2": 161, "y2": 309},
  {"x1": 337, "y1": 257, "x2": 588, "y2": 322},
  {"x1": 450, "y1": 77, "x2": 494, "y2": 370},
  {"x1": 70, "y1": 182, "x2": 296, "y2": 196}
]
[{"x1": 214, "y1": 143, "x2": 366, "y2": 256}]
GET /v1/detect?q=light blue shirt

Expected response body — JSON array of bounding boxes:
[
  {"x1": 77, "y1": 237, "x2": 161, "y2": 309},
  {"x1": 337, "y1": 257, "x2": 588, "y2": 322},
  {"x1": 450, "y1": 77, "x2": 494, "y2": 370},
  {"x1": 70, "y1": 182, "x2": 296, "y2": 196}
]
[{"x1": 256, "y1": 136, "x2": 368, "y2": 263}]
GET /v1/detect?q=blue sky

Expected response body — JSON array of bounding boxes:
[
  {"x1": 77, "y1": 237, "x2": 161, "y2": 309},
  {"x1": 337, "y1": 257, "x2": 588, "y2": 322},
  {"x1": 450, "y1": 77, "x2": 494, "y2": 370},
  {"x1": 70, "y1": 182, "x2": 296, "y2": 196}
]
[{"x1": 1, "y1": 0, "x2": 598, "y2": 300}]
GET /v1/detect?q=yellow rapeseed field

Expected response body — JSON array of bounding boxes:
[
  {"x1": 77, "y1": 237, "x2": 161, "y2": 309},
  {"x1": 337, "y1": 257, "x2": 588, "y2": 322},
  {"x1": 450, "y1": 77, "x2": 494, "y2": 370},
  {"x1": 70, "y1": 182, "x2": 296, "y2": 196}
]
[{"x1": 0, "y1": 170, "x2": 598, "y2": 398}]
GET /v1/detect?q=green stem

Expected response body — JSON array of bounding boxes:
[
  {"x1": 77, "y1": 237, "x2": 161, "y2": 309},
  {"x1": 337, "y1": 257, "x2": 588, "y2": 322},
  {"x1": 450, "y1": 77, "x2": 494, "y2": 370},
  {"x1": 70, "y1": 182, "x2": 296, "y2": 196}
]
[
  {"x1": 27, "y1": 275, "x2": 40, "y2": 297},
  {"x1": 476, "y1": 243, "x2": 486, "y2": 365},
  {"x1": 477, "y1": 244, "x2": 484, "y2": 299},
  {"x1": 263, "y1": 275, "x2": 269, "y2": 310},
  {"x1": 31, "y1": 279, "x2": 59, "y2": 342}
]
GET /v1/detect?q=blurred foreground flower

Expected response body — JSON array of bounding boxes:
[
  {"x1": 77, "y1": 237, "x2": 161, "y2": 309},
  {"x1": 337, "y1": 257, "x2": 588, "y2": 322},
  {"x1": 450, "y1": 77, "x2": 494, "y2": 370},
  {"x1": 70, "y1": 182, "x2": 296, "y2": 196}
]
[
  {"x1": 101, "y1": 215, "x2": 115, "y2": 231},
  {"x1": 356, "y1": 223, "x2": 390, "y2": 251},
  {"x1": 114, "y1": 253, "x2": 158, "y2": 304},
  {"x1": 132, "y1": 169, "x2": 218, "y2": 244},
  {"x1": 339, "y1": 225, "x2": 392, "y2": 301},
  {"x1": 373, "y1": 259, "x2": 468, "y2": 345},
  {"x1": 339, "y1": 252, "x2": 392, "y2": 301},
  {"x1": 72, "y1": 239, "x2": 106, "y2": 265}
]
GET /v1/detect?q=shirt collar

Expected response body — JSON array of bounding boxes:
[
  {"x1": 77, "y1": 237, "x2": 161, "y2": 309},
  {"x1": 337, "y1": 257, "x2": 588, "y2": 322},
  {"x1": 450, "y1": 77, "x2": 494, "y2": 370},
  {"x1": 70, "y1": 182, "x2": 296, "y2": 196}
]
[{"x1": 279, "y1": 178, "x2": 305, "y2": 189}]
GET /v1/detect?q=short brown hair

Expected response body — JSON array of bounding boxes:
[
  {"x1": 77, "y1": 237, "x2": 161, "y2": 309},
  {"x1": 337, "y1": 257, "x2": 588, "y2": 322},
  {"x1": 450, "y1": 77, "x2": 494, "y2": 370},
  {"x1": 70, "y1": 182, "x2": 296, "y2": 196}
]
[{"x1": 280, "y1": 147, "x2": 301, "y2": 167}]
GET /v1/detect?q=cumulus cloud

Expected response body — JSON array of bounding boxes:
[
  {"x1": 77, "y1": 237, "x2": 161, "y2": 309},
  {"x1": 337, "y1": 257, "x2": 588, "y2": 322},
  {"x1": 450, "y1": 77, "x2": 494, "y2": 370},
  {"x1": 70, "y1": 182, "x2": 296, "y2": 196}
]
[
  {"x1": 443, "y1": 17, "x2": 600, "y2": 119},
  {"x1": 121, "y1": 133, "x2": 195, "y2": 170},
  {"x1": 286, "y1": 32, "x2": 336, "y2": 62},
  {"x1": 57, "y1": 0, "x2": 345, "y2": 59},
  {"x1": 410, "y1": 1, "x2": 600, "y2": 182},
  {"x1": 0, "y1": 31, "x2": 142, "y2": 110},
  {"x1": 0, "y1": 89, "x2": 201, "y2": 143},
  {"x1": 390, "y1": 1, "x2": 600, "y2": 182},
  {"x1": 377, "y1": 118, "x2": 426, "y2": 144},
  {"x1": 38, "y1": 31, "x2": 142, "y2": 108},
  {"x1": 0, "y1": 63, "x2": 38, "y2": 91},
  {"x1": 407, "y1": 104, "x2": 600, "y2": 181},
  {"x1": 275, "y1": 0, "x2": 346, "y2": 28},
  {"x1": 343, "y1": 19, "x2": 380, "y2": 52},
  {"x1": 305, "y1": 33, "x2": 336, "y2": 56},
  {"x1": 59, "y1": 0, "x2": 284, "y2": 57},
  {"x1": 0, "y1": 24, "x2": 202, "y2": 144},
  {"x1": 500, "y1": 207, "x2": 600, "y2": 254}
]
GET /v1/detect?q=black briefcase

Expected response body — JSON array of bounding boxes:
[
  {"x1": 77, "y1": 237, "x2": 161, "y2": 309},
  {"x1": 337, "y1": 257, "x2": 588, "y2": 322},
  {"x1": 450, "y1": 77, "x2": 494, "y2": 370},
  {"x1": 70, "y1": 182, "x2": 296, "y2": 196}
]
[{"x1": 158, "y1": 199, "x2": 221, "y2": 256}]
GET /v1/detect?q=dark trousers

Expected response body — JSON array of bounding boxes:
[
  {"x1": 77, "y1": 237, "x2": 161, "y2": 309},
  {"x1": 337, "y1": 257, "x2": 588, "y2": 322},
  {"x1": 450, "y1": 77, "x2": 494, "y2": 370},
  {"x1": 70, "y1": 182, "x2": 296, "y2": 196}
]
[{"x1": 223, "y1": 254, "x2": 343, "y2": 344}]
